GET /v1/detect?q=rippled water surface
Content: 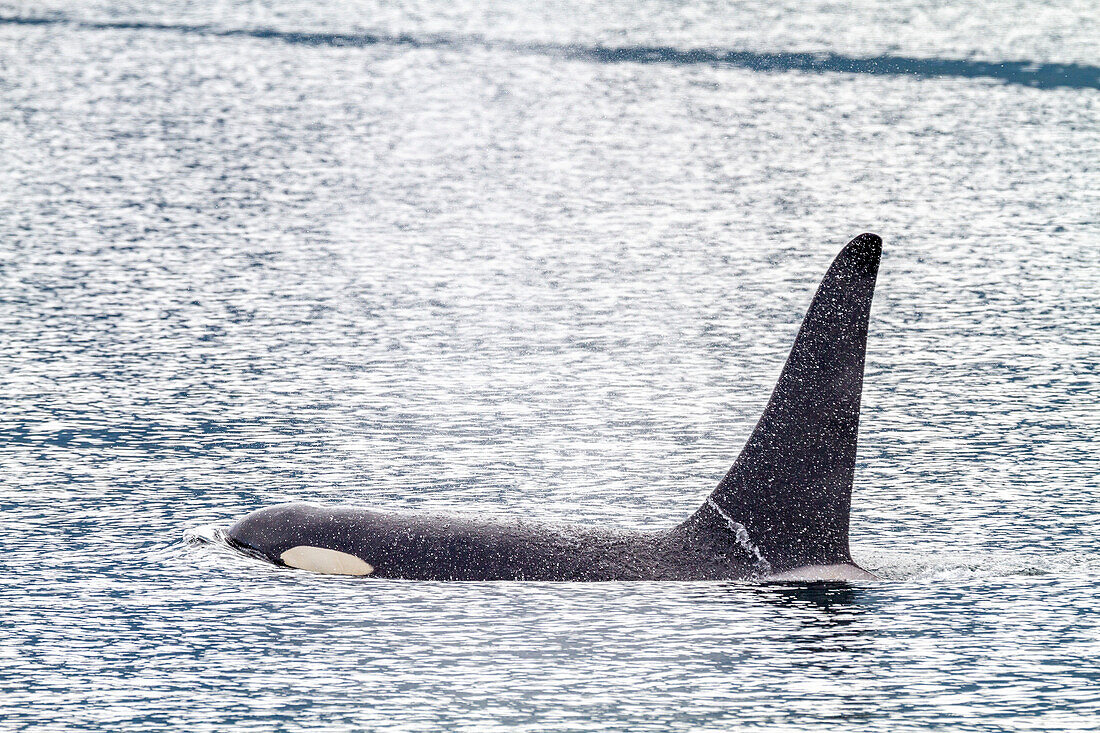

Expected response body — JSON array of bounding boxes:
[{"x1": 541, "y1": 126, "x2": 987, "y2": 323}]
[{"x1": 2, "y1": 1, "x2": 1099, "y2": 730}]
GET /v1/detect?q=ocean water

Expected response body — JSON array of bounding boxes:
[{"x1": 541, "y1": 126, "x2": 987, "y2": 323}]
[{"x1": 1, "y1": 1, "x2": 1098, "y2": 730}]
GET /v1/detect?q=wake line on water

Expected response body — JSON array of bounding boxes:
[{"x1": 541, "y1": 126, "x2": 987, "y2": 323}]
[{"x1": 3, "y1": 14, "x2": 1098, "y2": 90}]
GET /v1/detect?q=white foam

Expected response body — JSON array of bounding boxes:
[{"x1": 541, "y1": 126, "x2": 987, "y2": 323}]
[{"x1": 280, "y1": 546, "x2": 375, "y2": 576}]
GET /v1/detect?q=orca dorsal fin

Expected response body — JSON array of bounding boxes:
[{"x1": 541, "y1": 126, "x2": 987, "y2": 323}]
[{"x1": 683, "y1": 233, "x2": 882, "y2": 573}]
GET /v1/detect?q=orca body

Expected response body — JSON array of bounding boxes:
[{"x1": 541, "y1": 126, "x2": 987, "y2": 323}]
[{"x1": 227, "y1": 233, "x2": 883, "y2": 581}]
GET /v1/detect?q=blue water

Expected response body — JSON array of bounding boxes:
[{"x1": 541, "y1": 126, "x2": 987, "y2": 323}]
[{"x1": 2, "y1": 1, "x2": 1098, "y2": 730}]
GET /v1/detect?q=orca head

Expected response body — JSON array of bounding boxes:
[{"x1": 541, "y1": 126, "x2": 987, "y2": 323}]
[{"x1": 227, "y1": 503, "x2": 376, "y2": 576}]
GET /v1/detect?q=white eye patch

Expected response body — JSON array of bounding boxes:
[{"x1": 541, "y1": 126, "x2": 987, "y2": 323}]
[{"x1": 279, "y1": 546, "x2": 374, "y2": 576}]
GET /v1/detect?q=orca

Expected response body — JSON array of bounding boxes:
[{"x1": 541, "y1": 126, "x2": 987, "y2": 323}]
[{"x1": 226, "y1": 233, "x2": 883, "y2": 581}]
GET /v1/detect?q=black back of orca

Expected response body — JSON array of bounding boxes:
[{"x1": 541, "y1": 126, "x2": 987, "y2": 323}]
[{"x1": 227, "y1": 233, "x2": 882, "y2": 580}]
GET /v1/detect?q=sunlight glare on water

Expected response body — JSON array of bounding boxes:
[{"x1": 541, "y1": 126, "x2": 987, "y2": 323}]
[{"x1": 1, "y1": 0, "x2": 1098, "y2": 730}]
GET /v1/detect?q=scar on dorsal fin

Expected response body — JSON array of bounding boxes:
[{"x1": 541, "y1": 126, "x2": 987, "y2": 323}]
[{"x1": 682, "y1": 233, "x2": 882, "y2": 572}]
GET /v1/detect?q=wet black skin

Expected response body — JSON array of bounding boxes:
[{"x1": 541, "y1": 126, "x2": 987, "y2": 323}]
[
  {"x1": 228, "y1": 233, "x2": 883, "y2": 581},
  {"x1": 229, "y1": 504, "x2": 751, "y2": 581}
]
